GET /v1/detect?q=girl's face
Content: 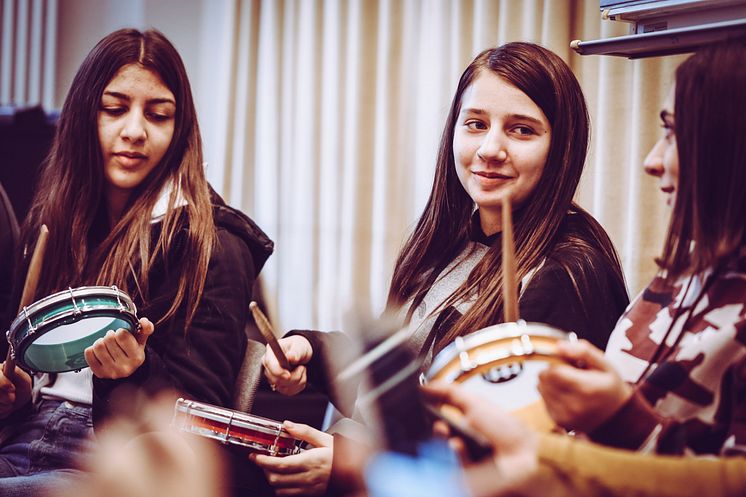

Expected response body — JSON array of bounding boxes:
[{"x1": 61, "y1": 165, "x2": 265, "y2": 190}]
[
  {"x1": 98, "y1": 63, "x2": 176, "y2": 218},
  {"x1": 453, "y1": 71, "x2": 551, "y2": 235},
  {"x1": 643, "y1": 86, "x2": 679, "y2": 206}
]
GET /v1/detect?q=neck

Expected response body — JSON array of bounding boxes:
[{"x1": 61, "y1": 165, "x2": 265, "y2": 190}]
[
  {"x1": 479, "y1": 208, "x2": 503, "y2": 236},
  {"x1": 106, "y1": 187, "x2": 130, "y2": 228}
]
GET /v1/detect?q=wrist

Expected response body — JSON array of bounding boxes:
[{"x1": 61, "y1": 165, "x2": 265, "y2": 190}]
[{"x1": 493, "y1": 429, "x2": 539, "y2": 482}]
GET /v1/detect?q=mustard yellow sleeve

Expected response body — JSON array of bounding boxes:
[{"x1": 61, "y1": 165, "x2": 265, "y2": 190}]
[{"x1": 535, "y1": 434, "x2": 746, "y2": 497}]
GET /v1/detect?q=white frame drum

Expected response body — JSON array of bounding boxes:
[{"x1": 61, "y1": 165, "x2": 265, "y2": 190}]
[{"x1": 425, "y1": 321, "x2": 576, "y2": 431}]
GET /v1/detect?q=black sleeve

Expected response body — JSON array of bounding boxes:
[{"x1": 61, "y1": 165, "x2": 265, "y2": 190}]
[
  {"x1": 92, "y1": 227, "x2": 254, "y2": 423},
  {"x1": 287, "y1": 329, "x2": 360, "y2": 416},
  {"x1": 519, "y1": 253, "x2": 629, "y2": 350}
]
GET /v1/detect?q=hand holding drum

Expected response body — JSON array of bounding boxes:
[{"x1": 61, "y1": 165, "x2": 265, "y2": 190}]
[
  {"x1": 536, "y1": 339, "x2": 633, "y2": 433},
  {"x1": 85, "y1": 316, "x2": 155, "y2": 380},
  {"x1": 6, "y1": 285, "x2": 144, "y2": 374}
]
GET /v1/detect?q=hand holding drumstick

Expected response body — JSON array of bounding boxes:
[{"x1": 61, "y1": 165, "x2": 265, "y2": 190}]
[
  {"x1": 1, "y1": 225, "x2": 49, "y2": 419},
  {"x1": 252, "y1": 302, "x2": 314, "y2": 395}
]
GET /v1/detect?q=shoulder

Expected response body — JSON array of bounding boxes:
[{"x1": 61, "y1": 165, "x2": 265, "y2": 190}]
[
  {"x1": 209, "y1": 189, "x2": 274, "y2": 275},
  {"x1": 545, "y1": 211, "x2": 616, "y2": 274}
]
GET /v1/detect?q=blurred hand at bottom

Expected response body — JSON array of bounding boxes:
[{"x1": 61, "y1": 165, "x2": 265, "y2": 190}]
[
  {"x1": 59, "y1": 390, "x2": 226, "y2": 497},
  {"x1": 422, "y1": 383, "x2": 540, "y2": 497}
]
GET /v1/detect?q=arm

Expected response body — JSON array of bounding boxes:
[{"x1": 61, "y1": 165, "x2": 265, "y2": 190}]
[
  {"x1": 267, "y1": 329, "x2": 360, "y2": 416},
  {"x1": 425, "y1": 384, "x2": 746, "y2": 497},
  {"x1": 535, "y1": 434, "x2": 746, "y2": 497},
  {"x1": 590, "y1": 353, "x2": 746, "y2": 455},
  {"x1": 92, "y1": 226, "x2": 255, "y2": 422}
]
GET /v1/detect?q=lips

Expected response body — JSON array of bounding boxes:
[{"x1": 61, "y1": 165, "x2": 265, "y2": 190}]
[
  {"x1": 115, "y1": 151, "x2": 147, "y2": 159},
  {"x1": 473, "y1": 170, "x2": 513, "y2": 180},
  {"x1": 112, "y1": 151, "x2": 148, "y2": 168}
]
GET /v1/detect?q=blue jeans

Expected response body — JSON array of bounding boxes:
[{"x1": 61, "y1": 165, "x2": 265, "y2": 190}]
[{"x1": 0, "y1": 399, "x2": 94, "y2": 497}]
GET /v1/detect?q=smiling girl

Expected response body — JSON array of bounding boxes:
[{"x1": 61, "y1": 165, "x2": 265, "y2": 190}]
[
  {"x1": 257, "y1": 42, "x2": 629, "y2": 497},
  {"x1": 0, "y1": 28, "x2": 273, "y2": 495}
]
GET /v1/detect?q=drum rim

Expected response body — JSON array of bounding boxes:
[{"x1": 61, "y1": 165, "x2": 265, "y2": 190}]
[
  {"x1": 183, "y1": 427, "x2": 297, "y2": 455},
  {"x1": 425, "y1": 321, "x2": 568, "y2": 382},
  {"x1": 9, "y1": 285, "x2": 136, "y2": 332},
  {"x1": 174, "y1": 399, "x2": 296, "y2": 440},
  {"x1": 173, "y1": 399, "x2": 300, "y2": 456},
  {"x1": 7, "y1": 286, "x2": 138, "y2": 373},
  {"x1": 17, "y1": 311, "x2": 139, "y2": 372}
]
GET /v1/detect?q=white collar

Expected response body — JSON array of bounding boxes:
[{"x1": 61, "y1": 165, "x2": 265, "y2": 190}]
[{"x1": 150, "y1": 180, "x2": 188, "y2": 223}]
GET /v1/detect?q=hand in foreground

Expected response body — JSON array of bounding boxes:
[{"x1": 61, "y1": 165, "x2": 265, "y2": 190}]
[
  {"x1": 61, "y1": 391, "x2": 225, "y2": 497},
  {"x1": 261, "y1": 336, "x2": 314, "y2": 395},
  {"x1": 0, "y1": 364, "x2": 32, "y2": 419},
  {"x1": 85, "y1": 317, "x2": 155, "y2": 379},
  {"x1": 422, "y1": 383, "x2": 540, "y2": 497},
  {"x1": 422, "y1": 383, "x2": 538, "y2": 466},
  {"x1": 537, "y1": 339, "x2": 633, "y2": 433},
  {"x1": 251, "y1": 421, "x2": 333, "y2": 497}
]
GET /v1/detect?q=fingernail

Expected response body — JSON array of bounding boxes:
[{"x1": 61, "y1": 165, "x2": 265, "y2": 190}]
[{"x1": 283, "y1": 420, "x2": 294, "y2": 428}]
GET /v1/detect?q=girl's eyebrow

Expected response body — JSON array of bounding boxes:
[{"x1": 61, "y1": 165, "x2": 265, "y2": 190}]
[
  {"x1": 102, "y1": 91, "x2": 175, "y2": 106},
  {"x1": 460, "y1": 107, "x2": 545, "y2": 126}
]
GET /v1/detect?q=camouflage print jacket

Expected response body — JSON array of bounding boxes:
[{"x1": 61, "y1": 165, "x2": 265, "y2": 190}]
[{"x1": 595, "y1": 249, "x2": 746, "y2": 456}]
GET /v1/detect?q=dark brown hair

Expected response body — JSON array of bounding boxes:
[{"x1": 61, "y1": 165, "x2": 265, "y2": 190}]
[
  {"x1": 387, "y1": 42, "x2": 623, "y2": 349},
  {"x1": 658, "y1": 38, "x2": 746, "y2": 278},
  {"x1": 22, "y1": 28, "x2": 215, "y2": 330}
]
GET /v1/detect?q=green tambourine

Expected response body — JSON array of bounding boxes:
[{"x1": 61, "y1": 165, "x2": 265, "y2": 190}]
[{"x1": 6, "y1": 286, "x2": 138, "y2": 373}]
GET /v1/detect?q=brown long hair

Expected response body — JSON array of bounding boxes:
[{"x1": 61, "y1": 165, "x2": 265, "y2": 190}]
[
  {"x1": 658, "y1": 38, "x2": 746, "y2": 279},
  {"x1": 387, "y1": 42, "x2": 623, "y2": 350},
  {"x1": 21, "y1": 28, "x2": 215, "y2": 330}
]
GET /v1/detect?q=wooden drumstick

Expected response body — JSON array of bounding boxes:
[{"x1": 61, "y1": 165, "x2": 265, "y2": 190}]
[
  {"x1": 249, "y1": 301, "x2": 291, "y2": 370},
  {"x1": 3, "y1": 224, "x2": 50, "y2": 378},
  {"x1": 502, "y1": 195, "x2": 519, "y2": 323}
]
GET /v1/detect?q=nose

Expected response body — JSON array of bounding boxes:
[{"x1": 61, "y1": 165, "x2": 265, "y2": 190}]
[
  {"x1": 476, "y1": 129, "x2": 508, "y2": 163},
  {"x1": 643, "y1": 137, "x2": 665, "y2": 178},
  {"x1": 121, "y1": 110, "x2": 147, "y2": 142}
]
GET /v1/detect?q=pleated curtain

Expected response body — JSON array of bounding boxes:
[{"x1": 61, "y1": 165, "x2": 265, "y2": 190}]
[{"x1": 196, "y1": 0, "x2": 687, "y2": 331}]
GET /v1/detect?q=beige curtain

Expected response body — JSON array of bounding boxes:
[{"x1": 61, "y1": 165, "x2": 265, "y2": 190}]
[{"x1": 203, "y1": 0, "x2": 687, "y2": 331}]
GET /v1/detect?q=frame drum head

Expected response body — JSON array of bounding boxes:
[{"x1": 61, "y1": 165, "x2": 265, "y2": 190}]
[
  {"x1": 7, "y1": 286, "x2": 138, "y2": 373},
  {"x1": 426, "y1": 321, "x2": 574, "y2": 431}
]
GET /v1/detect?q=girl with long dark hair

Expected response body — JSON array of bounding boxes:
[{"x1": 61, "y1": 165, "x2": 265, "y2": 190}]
[
  {"x1": 537, "y1": 38, "x2": 746, "y2": 457},
  {"x1": 0, "y1": 28, "x2": 273, "y2": 495},
  {"x1": 256, "y1": 42, "x2": 628, "y2": 497}
]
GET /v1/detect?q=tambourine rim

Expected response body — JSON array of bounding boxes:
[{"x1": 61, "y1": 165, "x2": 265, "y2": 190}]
[
  {"x1": 425, "y1": 321, "x2": 569, "y2": 383},
  {"x1": 9, "y1": 286, "x2": 137, "y2": 331},
  {"x1": 7, "y1": 286, "x2": 138, "y2": 373}
]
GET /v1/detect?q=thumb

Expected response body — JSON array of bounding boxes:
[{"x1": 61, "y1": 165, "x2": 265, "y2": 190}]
[
  {"x1": 557, "y1": 339, "x2": 612, "y2": 372},
  {"x1": 136, "y1": 317, "x2": 155, "y2": 346},
  {"x1": 282, "y1": 421, "x2": 332, "y2": 448}
]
